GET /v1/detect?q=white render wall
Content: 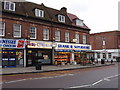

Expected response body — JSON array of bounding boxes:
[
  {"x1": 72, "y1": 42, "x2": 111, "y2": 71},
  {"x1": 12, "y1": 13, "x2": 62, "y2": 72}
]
[{"x1": 94, "y1": 49, "x2": 120, "y2": 61}]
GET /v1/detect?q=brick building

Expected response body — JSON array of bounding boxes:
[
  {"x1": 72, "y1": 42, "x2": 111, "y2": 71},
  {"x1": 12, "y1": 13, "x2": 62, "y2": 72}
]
[
  {"x1": 90, "y1": 30, "x2": 120, "y2": 61},
  {"x1": 0, "y1": 1, "x2": 91, "y2": 68}
]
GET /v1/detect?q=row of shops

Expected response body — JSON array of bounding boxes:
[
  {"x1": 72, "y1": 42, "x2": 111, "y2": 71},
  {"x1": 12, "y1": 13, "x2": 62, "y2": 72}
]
[{"x1": 0, "y1": 38, "x2": 92, "y2": 68}]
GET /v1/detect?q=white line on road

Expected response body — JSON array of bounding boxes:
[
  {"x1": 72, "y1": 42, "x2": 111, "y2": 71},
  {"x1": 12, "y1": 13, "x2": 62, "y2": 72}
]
[
  {"x1": 67, "y1": 74, "x2": 120, "y2": 89},
  {"x1": 92, "y1": 79, "x2": 103, "y2": 86},
  {"x1": 69, "y1": 84, "x2": 91, "y2": 88},
  {"x1": 3, "y1": 73, "x2": 74, "y2": 84}
]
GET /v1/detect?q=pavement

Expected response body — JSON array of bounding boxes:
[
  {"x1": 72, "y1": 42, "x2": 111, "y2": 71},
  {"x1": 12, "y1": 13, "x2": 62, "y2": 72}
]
[{"x1": 0, "y1": 63, "x2": 115, "y2": 75}]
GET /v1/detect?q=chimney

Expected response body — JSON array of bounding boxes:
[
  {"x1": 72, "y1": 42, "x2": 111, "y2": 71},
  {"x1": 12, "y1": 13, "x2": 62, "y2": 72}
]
[{"x1": 60, "y1": 7, "x2": 67, "y2": 13}]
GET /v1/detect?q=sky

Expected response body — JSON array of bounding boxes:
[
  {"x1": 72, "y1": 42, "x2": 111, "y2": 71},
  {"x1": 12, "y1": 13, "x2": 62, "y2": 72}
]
[{"x1": 26, "y1": 0, "x2": 119, "y2": 33}]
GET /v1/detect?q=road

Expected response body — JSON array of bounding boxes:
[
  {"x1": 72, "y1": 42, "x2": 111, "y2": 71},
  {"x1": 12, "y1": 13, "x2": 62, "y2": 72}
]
[{"x1": 1, "y1": 64, "x2": 119, "y2": 89}]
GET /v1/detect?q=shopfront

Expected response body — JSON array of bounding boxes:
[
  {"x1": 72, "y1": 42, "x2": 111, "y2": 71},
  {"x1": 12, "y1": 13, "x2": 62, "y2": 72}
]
[
  {"x1": 27, "y1": 40, "x2": 52, "y2": 66},
  {"x1": 1, "y1": 39, "x2": 25, "y2": 68},
  {"x1": 54, "y1": 42, "x2": 91, "y2": 65}
]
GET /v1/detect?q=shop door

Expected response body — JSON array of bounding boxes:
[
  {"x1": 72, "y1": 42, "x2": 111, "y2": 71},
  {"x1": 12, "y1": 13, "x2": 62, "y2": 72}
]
[
  {"x1": 27, "y1": 51, "x2": 37, "y2": 66},
  {"x1": 2, "y1": 50, "x2": 16, "y2": 68}
]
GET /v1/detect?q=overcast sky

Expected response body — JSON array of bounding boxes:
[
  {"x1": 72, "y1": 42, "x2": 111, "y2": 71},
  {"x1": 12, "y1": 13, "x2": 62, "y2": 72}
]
[{"x1": 27, "y1": 0, "x2": 119, "y2": 33}]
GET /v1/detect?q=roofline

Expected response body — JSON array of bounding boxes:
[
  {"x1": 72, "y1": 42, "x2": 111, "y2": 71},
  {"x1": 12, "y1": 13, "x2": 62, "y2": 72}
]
[
  {"x1": 90, "y1": 30, "x2": 120, "y2": 35},
  {"x1": 2, "y1": 11, "x2": 91, "y2": 31}
]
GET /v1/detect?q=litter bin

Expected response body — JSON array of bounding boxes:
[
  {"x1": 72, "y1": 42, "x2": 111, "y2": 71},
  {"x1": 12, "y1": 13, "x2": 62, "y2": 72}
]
[
  {"x1": 36, "y1": 61, "x2": 42, "y2": 70},
  {"x1": 101, "y1": 59, "x2": 105, "y2": 64}
]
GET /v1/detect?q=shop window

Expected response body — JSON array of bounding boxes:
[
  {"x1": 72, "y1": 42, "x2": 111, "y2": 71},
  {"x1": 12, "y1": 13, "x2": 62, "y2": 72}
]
[
  {"x1": 0, "y1": 21, "x2": 5, "y2": 36},
  {"x1": 13, "y1": 24, "x2": 21, "y2": 37},
  {"x1": 103, "y1": 53, "x2": 106, "y2": 59},
  {"x1": 30, "y1": 26, "x2": 36, "y2": 39},
  {"x1": 108, "y1": 53, "x2": 112, "y2": 58},
  {"x1": 35, "y1": 9, "x2": 44, "y2": 18},
  {"x1": 43, "y1": 29, "x2": 49, "y2": 40},
  {"x1": 55, "y1": 30, "x2": 60, "y2": 41},
  {"x1": 65, "y1": 32, "x2": 69, "y2": 42},
  {"x1": 4, "y1": 1, "x2": 15, "y2": 11},
  {"x1": 97, "y1": 53, "x2": 100, "y2": 58},
  {"x1": 75, "y1": 33, "x2": 79, "y2": 43}
]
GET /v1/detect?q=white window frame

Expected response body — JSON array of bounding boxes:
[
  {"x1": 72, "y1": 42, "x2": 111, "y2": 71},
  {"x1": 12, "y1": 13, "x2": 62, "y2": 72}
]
[
  {"x1": 4, "y1": 1, "x2": 15, "y2": 11},
  {"x1": 55, "y1": 30, "x2": 60, "y2": 41},
  {"x1": 30, "y1": 26, "x2": 36, "y2": 39},
  {"x1": 76, "y1": 19, "x2": 83, "y2": 26},
  {"x1": 75, "y1": 33, "x2": 79, "y2": 43},
  {"x1": 0, "y1": 21, "x2": 5, "y2": 36},
  {"x1": 58, "y1": 15, "x2": 65, "y2": 23},
  {"x1": 35, "y1": 9, "x2": 44, "y2": 17},
  {"x1": 65, "y1": 32, "x2": 69, "y2": 42},
  {"x1": 43, "y1": 29, "x2": 49, "y2": 40},
  {"x1": 83, "y1": 35, "x2": 87, "y2": 44},
  {"x1": 13, "y1": 24, "x2": 21, "y2": 38}
]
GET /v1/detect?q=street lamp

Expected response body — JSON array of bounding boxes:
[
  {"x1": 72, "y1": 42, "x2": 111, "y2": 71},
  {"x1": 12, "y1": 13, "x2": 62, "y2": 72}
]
[{"x1": 52, "y1": 38, "x2": 57, "y2": 65}]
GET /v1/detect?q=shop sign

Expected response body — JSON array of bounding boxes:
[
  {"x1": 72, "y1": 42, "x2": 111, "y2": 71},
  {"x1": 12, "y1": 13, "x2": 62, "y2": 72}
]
[
  {"x1": 0, "y1": 39, "x2": 25, "y2": 48},
  {"x1": 28, "y1": 40, "x2": 52, "y2": 49},
  {"x1": 55, "y1": 42, "x2": 91, "y2": 51}
]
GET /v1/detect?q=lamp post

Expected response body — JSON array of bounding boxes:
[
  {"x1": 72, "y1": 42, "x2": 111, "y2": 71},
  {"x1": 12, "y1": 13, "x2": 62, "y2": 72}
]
[{"x1": 52, "y1": 38, "x2": 57, "y2": 65}]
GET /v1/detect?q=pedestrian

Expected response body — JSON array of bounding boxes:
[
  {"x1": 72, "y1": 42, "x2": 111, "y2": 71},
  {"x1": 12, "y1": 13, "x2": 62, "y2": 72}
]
[
  {"x1": 111, "y1": 59, "x2": 113, "y2": 64},
  {"x1": 91, "y1": 57, "x2": 95, "y2": 65}
]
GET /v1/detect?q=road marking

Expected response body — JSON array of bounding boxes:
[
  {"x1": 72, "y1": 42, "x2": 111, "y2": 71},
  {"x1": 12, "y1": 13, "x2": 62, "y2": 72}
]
[
  {"x1": 92, "y1": 79, "x2": 103, "y2": 86},
  {"x1": 67, "y1": 74, "x2": 120, "y2": 89},
  {"x1": 3, "y1": 74, "x2": 74, "y2": 84},
  {"x1": 69, "y1": 84, "x2": 91, "y2": 88},
  {"x1": 103, "y1": 78, "x2": 110, "y2": 81}
]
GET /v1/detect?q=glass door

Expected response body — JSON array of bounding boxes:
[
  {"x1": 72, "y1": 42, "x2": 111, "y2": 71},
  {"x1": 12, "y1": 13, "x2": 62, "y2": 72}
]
[{"x1": 2, "y1": 50, "x2": 16, "y2": 68}]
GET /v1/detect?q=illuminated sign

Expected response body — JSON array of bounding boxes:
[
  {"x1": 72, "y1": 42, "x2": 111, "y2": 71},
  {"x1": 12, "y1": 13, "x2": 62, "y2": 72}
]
[
  {"x1": 55, "y1": 42, "x2": 91, "y2": 51},
  {"x1": 0, "y1": 39, "x2": 25, "y2": 48},
  {"x1": 28, "y1": 40, "x2": 52, "y2": 49}
]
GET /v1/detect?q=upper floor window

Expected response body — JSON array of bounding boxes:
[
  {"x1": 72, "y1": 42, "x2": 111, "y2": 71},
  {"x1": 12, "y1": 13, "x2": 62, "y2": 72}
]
[
  {"x1": 0, "y1": 21, "x2": 5, "y2": 36},
  {"x1": 43, "y1": 29, "x2": 49, "y2": 40},
  {"x1": 108, "y1": 53, "x2": 112, "y2": 58},
  {"x1": 83, "y1": 35, "x2": 87, "y2": 44},
  {"x1": 30, "y1": 27, "x2": 36, "y2": 39},
  {"x1": 13, "y1": 24, "x2": 21, "y2": 37},
  {"x1": 58, "y1": 15, "x2": 65, "y2": 23},
  {"x1": 75, "y1": 33, "x2": 79, "y2": 43},
  {"x1": 55, "y1": 30, "x2": 60, "y2": 41},
  {"x1": 97, "y1": 53, "x2": 100, "y2": 58},
  {"x1": 65, "y1": 32, "x2": 69, "y2": 42},
  {"x1": 35, "y1": 9, "x2": 44, "y2": 17},
  {"x1": 76, "y1": 19, "x2": 83, "y2": 26},
  {"x1": 4, "y1": 1, "x2": 15, "y2": 11}
]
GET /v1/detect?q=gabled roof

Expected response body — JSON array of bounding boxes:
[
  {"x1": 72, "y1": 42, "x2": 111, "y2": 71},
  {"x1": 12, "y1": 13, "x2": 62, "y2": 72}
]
[
  {"x1": 2, "y1": 1, "x2": 90, "y2": 30},
  {"x1": 67, "y1": 13, "x2": 90, "y2": 29}
]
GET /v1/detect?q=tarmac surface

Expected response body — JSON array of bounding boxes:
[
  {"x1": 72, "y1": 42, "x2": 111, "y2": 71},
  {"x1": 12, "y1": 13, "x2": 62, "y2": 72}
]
[{"x1": 1, "y1": 63, "x2": 115, "y2": 75}]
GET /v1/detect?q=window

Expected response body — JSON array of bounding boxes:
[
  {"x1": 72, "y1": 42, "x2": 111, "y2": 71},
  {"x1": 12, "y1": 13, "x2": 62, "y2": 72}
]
[
  {"x1": 65, "y1": 32, "x2": 69, "y2": 42},
  {"x1": 103, "y1": 53, "x2": 106, "y2": 59},
  {"x1": 75, "y1": 33, "x2": 79, "y2": 43},
  {"x1": 108, "y1": 53, "x2": 112, "y2": 58},
  {"x1": 55, "y1": 30, "x2": 60, "y2": 41},
  {"x1": 97, "y1": 53, "x2": 100, "y2": 58},
  {"x1": 43, "y1": 29, "x2": 49, "y2": 40},
  {"x1": 58, "y1": 15, "x2": 65, "y2": 23},
  {"x1": 83, "y1": 35, "x2": 87, "y2": 44},
  {"x1": 4, "y1": 1, "x2": 15, "y2": 11},
  {"x1": 76, "y1": 19, "x2": 83, "y2": 26},
  {"x1": 30, "y1": 27, "x2": 36, "y2": 39},
  {"x1": 0, "y1": 21, "x2": 5, "y2": 36},
  {"x1": 35, "y1": 9, "x2": 44, "y2": 17},
  {"x1": 13, "y1": 24, "x2": 21, "y2": 37}
]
